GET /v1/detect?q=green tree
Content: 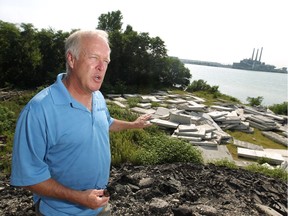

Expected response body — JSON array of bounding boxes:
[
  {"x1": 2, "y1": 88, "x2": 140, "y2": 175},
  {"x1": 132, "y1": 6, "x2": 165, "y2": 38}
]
[
  {"x1": 17, "y1": 23, "x2": 42, "y2": 87},
  {"x1": 37, "y1": 29, "x2": 67, "y2": 84},
  {"x1": 0, "y1": 22, "x2": 42, "y2": 88},
  {"x1": 0, "y1": 21, "x2": 21, "y2": 87},
  {"x1": 161, "y1": 57, "x2": 191, "y2": 89},
  {"x1": 97, "y1": 10, "x2": 123, "y2": 32}
]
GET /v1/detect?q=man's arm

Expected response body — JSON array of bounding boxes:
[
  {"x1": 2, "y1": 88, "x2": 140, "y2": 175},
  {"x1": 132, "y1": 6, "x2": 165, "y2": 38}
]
[
  {"x1": 109, "y1": 114, "x2": 152, "y2": 132},
  {"x1": 24, "y1": 178, "x2": 109, "y2": 210}
]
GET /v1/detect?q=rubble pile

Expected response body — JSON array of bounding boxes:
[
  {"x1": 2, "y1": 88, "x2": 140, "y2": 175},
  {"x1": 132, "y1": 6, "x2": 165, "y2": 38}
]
[
  {"x1": 1, "y1": 163, "x2": 287, "y2": 216},
  {"x1": 107, "y1": 91, "x2": 288, "y2": 165}
]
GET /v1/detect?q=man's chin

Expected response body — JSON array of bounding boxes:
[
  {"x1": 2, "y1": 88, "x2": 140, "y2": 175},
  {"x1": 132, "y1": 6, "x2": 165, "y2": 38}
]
[{"x1": 92, "y1": 84, "x2": 102, "y2": 91}]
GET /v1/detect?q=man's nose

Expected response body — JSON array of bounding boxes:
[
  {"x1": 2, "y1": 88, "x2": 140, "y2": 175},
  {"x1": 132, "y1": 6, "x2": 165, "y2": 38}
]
[{"x1": 96, "y1": 61, "x2": 105, "y2": 71}]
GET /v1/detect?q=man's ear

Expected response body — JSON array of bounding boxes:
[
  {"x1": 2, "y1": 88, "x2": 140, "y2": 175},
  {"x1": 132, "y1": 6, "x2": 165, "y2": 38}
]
[{"x1": 67, "y1": 52, "x2": 75, "y2": 69}]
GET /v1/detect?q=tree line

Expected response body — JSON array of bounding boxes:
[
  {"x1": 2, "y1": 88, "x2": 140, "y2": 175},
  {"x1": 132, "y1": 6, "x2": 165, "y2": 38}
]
[{"x1": 0, "y1": 10, "x2": 191, "y2": 92}]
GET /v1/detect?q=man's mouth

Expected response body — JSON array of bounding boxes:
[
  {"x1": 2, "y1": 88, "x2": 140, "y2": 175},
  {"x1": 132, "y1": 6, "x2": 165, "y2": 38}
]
[{"x1": 95, "y1": 75, "x2": 101, "y2": 81}]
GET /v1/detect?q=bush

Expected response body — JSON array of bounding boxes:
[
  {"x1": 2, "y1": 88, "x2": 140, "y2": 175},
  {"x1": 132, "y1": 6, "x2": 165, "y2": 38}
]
[
  {"x1": 0, "y1": 105, "x2": 16, "y2": 134},
  {"x1": 269, "y1": 102, "x2": 288, "y2": 115},
  {"x1": 186, "y1": 79, "x2": 219, "y2": 94},
  {"x1": 138, "y1": 135, "x2": 203, "y2": 165},
  {"x1": 110, "y1": 130, "x2": 143, "y2": 165},
  {"x1": 127, "y1": 97, "x2": 141, "y2": 108},
  {"x1": 246, "y1": 96, "x2": 263, "y2": 106}
]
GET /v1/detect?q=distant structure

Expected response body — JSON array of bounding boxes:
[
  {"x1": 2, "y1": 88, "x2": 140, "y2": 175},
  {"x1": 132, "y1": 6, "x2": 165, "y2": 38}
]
[{"x1": 232, "y1": 48, "x2": 287, "y2": 73}]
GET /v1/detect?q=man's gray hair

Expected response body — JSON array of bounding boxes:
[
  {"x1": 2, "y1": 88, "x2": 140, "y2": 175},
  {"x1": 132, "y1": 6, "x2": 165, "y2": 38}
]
[{"x1": 65, "y1": 29, "x2": 110, "y2": 73}]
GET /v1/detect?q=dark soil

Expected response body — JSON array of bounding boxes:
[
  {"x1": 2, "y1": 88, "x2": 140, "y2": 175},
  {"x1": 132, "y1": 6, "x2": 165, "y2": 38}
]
[{"x1": 1, "y1": 163, "x2": 287, "y2": 216}]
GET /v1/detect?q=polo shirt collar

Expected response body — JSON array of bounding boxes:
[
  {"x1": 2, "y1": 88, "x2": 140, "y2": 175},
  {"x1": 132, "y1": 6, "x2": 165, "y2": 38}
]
[
  {"x1": 50, "y1": 73, "x2": 94, "y2": 111},
  {"x1": 50, "y1": 73, "x2": 72, "y2": 105}
]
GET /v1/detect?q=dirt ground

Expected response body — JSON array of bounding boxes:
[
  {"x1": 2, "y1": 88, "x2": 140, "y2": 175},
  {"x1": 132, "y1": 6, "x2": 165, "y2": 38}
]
[{"x1": 0, "y1": 163, "x2": 287, "y2": 216}]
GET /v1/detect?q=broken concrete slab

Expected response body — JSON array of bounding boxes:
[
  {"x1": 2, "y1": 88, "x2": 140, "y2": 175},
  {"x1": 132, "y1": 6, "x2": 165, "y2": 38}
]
[
  {"x1": 243, "y1": 106, "x2": 264, "y2": 115},
  {"x1": 172, "y1": 134, "x2": 202, "y2": 142},
  {"x1": 130, "y1": 107, "x2": 156, "y2": 115},
  {"x1": 113, "y1": 101, "x2": 127, "y2": 108},
  {"x1": 169, "y1": 113, "x2": 191, "y2": 124},
  {"x1": 150, "y1": 119, "x2": 179, "y2": 129},
  {"x1": 190, "y1": 140, "x2": 218, "y2": 147},
  {"x1": 217, "y1": 116, "x2": 241, "y2": 124},
  {"x1": 247, "y1": 115, "x2": 277, "y2": 125},
  {"x1": 174, "y1": 128, "x2": 206, "y2": 138},
  {"x1": 199, "y1": 113, "x2": 223, "y2": 132},
  {"x1": 207, "y1": 111, "x2": 228, "y2": 119},
  {"x1": 188, "y1": 112, "x2": 202, "y2": 123},
  {"x1": 123, "y1": 94, "x2": 139, "y2": 99},
  {"x1": 177, "y1": 103, "x2": 206, "y2": 112},
  {"x1": 210, "y1": 105, "x2": 234, "y2": 112},
  {"x1": 263, "y1": 149, "x2": 288, "y2": 160},
  {"x1": 140, "y1": 95, "x2": 162, "y2": 103},
  {"x1": 196, "y1": 124, "x2": 217, "y2": 133},
  {"x1": 166, "y1": 99, "x2": 187, "y2": 104},
  {"x1": 235, "y1": 108, "x2": 246, "y2": 121},
  {"x1": 232, "y1": 122, "x2": 250, "y2": 130},
  {"x1": 187, "y1": 95, "x2": 206, "y2": 103},
  {"x1": 106, "y1": 94, "x2": 122, "y2": 99},
  {"x1": 237, "y1": 147, "x2": 284, "y2": 165},
  {"x1": 178, "y1": 124, "x2": 198, "y2": 132},
  {"x1": 137, "y1": 103, "x2": 152, "y2": 109},
  {"x1": 196, "y1": 145, "x2": 233, "y2": 162},
  {"x1": 152, "y1": 107, "x2": 172, "y2": 119},
  {"x1": 264, "y1": 113, "x2": 286, "y2": 122},
  {"x1": 261, "y1": 131, "x2": 288, "y2": 147},
  {"x1": 233, "y1": 139, "x2": 264, "y2": 150}
]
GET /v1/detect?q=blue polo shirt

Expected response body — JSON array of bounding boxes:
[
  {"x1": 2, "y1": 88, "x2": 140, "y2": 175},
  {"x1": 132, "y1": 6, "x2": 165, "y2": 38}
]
[{"x1": 10, "y1": 73, "x2": 114, "y2": 215}]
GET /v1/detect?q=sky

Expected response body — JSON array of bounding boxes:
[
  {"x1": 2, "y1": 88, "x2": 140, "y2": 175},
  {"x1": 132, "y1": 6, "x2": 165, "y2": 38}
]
[{"x1": 0, "y1": 0, "x2": 287, "y2": 68}]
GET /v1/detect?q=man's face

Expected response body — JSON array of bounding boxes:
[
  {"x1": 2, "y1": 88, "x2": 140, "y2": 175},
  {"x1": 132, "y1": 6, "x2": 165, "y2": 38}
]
[{"x1": 68, "y1": 35, "x2": 110, "y2": 94}]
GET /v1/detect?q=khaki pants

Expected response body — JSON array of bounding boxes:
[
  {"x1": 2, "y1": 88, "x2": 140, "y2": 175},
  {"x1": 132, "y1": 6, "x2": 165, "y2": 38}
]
[{"x1": 35, "y1": 201, "x2": 111, "y2": 216}]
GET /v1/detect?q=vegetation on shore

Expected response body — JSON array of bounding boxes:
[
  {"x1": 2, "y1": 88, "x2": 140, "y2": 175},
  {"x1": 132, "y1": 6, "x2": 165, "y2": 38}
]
[{"x1": 0, "y1": 10, "x2": 190, "y2": 91}]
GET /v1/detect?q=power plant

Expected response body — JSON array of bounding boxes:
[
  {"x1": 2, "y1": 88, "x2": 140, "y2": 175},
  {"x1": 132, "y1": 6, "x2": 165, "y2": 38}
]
[{"x1": 232, "y1": 48, "x2": 287, "y2": 73}]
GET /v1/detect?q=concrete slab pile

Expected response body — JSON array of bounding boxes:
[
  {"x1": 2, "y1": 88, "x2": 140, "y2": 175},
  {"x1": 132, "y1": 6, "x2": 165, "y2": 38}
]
[
  {"x1": 245, "y1": 115, "x2": 278, "y2": 131},
  {"x1": 107, "y1": 91, "x2": 287, "y2": 164}
]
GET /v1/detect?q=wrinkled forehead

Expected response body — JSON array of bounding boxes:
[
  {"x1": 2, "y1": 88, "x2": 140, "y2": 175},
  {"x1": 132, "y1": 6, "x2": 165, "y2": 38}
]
[{"x1": 81, "y1": 34, "x2": 111, "y2": 53}]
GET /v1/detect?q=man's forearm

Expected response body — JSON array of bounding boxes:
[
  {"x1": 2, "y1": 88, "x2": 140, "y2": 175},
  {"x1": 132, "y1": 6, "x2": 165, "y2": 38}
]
[
  {"x1": 110, "y1": 114, "x2": 152, "y2": 132},
  {"x1": 109, "y1": 119, "x2": 134, "y2": 131},
  {"x1": 24, "y1": 178, "x2": 84, "y2": 205},
  {"x1": 23, "y1": 178, "x2": 109, "y2": 209}
]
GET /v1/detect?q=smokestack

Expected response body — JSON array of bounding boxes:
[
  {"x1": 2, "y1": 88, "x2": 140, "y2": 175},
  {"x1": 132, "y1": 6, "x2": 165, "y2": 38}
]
[
  {"x1": 255, "y1": 49, "x2": 259, "y2": 62},
  {"x1": 251, "y1": 48, "x2": 255, "y2": 60},
  {"x1": 259, "y1": 47, "x2": 263, "y2": 62}
]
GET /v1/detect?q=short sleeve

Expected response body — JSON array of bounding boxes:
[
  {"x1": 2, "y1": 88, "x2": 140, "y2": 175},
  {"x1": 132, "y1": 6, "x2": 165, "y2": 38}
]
[{"x1": 10, "y1": 104, "x2": 51, "y2": 186}]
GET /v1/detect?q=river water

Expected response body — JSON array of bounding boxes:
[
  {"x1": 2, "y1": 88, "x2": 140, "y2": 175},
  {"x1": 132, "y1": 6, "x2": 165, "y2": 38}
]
[{"x1": 186, "y1": 64, "x2": 288, "y2": 106}]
